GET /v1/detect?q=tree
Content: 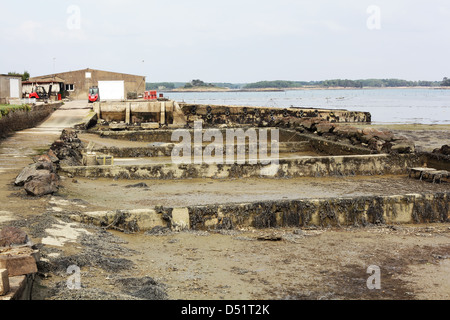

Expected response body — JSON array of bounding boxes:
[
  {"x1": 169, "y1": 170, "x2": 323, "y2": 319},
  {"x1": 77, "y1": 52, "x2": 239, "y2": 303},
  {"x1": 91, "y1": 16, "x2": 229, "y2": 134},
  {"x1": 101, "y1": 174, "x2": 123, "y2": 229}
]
[
  {"x1": 8, "y1": 71, "x2": 30, "y2": 81},
  {"x1": 442, "y1": 77, "x2": 450, "y2": 86},
  {"x1": 22, "y1": 71, "x2": 30, "y2": 81},
  {"x1": 184, "y1": 80, "x2": 215, "y2": 88}
]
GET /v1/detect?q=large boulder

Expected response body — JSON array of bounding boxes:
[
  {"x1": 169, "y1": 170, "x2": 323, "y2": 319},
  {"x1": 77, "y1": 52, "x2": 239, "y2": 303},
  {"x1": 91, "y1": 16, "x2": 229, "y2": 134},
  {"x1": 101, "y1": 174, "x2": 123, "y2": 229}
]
[
  {"x1": 361, "y1": 128, "x2": 395, "y2": 143},
  {"x1": 15, "y1": 160, "x2": 55, "y2": 186},
  {"x1": 24, "y1": 171, "x2": 60, "y2": 197},
  {"x1": 299, "y1": 117, "x2": 323, "y2": 131},
  {"x1": 334, "y1": 126, "x2": 362, "y2": 139},
  {"x1": 15, "y1": 165, "x2": 39, "y2": 186},
  {"x1": 316, "y1": 122, "x2": 335, "y2": 135}
]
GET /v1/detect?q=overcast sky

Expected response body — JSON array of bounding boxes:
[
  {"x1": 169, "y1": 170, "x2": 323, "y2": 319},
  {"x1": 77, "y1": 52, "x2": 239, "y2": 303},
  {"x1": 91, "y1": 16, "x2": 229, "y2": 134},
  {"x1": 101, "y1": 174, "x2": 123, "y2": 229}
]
[{"x1": 0, "y1": 0, "x2": 449, "y2": 83}]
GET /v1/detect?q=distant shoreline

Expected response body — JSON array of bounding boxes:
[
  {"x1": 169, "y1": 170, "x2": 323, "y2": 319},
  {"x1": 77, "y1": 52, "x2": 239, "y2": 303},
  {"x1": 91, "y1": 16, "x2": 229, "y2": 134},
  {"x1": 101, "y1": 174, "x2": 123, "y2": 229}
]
[{"x1": 161, "y1": 86, "x2": 450, "y2": 93}]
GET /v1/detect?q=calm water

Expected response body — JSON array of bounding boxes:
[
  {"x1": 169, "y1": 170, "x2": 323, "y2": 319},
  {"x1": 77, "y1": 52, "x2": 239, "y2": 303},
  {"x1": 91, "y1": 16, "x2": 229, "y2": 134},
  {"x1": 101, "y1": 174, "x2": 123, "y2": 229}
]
[{"x1": 163, "y1": 88, "x2": 450, "y2": 124}]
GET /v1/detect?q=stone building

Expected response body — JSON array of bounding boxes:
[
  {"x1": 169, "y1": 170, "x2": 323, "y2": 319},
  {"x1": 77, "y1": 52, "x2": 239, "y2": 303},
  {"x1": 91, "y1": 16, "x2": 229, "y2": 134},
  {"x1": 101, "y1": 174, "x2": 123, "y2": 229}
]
[{"x1": 25, "y1": 68, "x2": 146, "y2": 101}]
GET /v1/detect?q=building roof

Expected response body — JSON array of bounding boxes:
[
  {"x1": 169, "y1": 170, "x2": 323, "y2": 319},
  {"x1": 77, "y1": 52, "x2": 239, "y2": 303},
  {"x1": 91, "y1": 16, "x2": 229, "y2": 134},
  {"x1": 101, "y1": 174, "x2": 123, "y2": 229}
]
[
  {"x1": 30, "y1": 68, "x2": 145, "y2": 81},
  {"x1": 25, "y1": 76, "x2": 65, "y2": 84},
  {"x1": 0, "y1": 74, "x2": 22, "y2": 78}
]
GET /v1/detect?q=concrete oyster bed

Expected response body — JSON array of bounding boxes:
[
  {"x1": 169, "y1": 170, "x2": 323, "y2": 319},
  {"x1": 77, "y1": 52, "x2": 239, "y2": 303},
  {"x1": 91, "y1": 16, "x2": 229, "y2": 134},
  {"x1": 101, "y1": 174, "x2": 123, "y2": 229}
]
[{"x1": 49, "y1": 101, "x2": 450, "y2": 232}]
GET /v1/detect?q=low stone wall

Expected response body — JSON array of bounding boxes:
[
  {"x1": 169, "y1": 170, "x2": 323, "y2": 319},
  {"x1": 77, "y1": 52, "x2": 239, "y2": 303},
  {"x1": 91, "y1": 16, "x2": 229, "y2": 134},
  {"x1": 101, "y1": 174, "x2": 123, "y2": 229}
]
[
  {"x1": 60, "y1": 153, "x2": 422, "y2": 180},
  {"x1": 71, "y1": 192, "x2": 450, "y2": 232},
  {"x1": 179, "y1": 103, "x2": 372, "y2": 127},
  {"x1": 187, "y1": 192, "x2": 450, "y2": 230},
  {"x1": 0, "y1": 102, "x2": 63, "y2": 139}
]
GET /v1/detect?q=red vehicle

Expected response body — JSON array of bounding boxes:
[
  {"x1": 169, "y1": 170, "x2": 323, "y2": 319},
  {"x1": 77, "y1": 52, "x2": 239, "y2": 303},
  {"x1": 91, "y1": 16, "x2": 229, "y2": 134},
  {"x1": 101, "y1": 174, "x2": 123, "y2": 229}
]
[
  {"x1": 89, "y1": 86, "x2": 100, "y2": 103},
  {"x1": 29, "y1": 86, "x2": 50, "y2": 101}
]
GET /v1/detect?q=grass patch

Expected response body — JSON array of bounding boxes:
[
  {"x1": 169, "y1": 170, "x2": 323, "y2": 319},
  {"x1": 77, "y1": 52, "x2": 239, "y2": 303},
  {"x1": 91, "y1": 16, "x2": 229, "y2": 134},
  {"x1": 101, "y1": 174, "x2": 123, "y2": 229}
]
[{"x1": 0, "y1": 104, "x2": 31, "y2": 118}]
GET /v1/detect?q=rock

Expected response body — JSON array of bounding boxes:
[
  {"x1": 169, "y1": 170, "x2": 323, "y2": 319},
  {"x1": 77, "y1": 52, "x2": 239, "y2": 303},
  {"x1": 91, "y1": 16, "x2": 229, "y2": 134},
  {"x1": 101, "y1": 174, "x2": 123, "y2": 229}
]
[
  {"x1": 15, "y1": 165, "x2": 37, "y2": 186},
  {"x1": 24, "y1": 171, "x2": 59, "y2": 197},
  {"x1": 300, "y1": 117, "x2": 323, "y2": 131},
  {"x1": 433, "y1": 145, "x2": 450, "y2": 156},
  {"x1": 15, "y1": 164, "x2": 39, "y2": 186},
  {"x1": 334, "y1": 126, "x2": 362, "y2": 139},
  {"x1": 15, "y1": 160, "x2": 56, "y2": 186},
  {"x1": 125, "y1": 183, "x2": 149, "y2": 189},
  {"x1": 316, "y1": 122, "x2": 335, "y2": 135},
  {"x1": 0, "y1": 227, "x2": 29, "y2": 247},
  {"x1": 47, "y1": 149, "x2": 60, "y2": 163},
  {"x1": 391, "y1": 140, "x2": 415, "y2": 154},
  {"x1": 35, "y1": 160, "x2": 55, "y2": 173},
  {"x1": 368, "y1": 138, "x2": 386, "y2": 153},
  {"x1": 33, "y1": 154, "x2": 52, "y2": 164},
  {"x1": 361, "y1": 128, "x2": 395, "y2": 143}
]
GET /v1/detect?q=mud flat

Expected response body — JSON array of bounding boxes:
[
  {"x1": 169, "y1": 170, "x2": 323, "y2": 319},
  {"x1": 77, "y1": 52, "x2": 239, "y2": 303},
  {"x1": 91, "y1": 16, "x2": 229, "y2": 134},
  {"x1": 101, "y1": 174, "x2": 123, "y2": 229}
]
[{"x1": 1, "y1": 100, "x2": 450, "y2": 301}]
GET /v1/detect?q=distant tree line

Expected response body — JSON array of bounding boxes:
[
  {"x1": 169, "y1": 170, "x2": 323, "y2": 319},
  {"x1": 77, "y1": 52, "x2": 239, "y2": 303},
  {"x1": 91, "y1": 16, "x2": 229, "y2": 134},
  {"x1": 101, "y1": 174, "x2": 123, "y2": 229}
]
[
  {"x1": 244, "y1": 79, "x2": 443, "y2": 89},
  {"x1": 146, "y1": 82, "x2": 176, "y2": 90},
  {"x1": 147, "y1": 78, "x2": 450, "y2": 91}
]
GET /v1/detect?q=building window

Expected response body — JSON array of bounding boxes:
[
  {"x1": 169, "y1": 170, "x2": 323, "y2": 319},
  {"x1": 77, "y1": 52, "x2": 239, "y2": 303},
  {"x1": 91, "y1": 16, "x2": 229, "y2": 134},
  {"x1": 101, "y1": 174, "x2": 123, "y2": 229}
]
[
  {"x1": 85, "y1": 72, "x2": 91, "y2": 79},
  {"x1": 65, "y1": 84, "x2": 75, "y2": 91}
]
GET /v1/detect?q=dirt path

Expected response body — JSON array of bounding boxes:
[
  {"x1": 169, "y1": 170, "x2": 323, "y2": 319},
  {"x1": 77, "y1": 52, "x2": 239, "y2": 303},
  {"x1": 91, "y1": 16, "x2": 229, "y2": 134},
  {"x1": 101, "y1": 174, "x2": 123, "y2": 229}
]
[{"x1": 0, "y1": 100, "x2": 92, "y2": 234}]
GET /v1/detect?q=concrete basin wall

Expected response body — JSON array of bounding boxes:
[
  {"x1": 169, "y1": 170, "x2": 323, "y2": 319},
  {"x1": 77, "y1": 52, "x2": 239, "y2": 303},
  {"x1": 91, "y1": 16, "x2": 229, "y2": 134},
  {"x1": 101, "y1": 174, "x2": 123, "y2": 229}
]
[
  {"x1": 92, "y1": 100, "x2": 371, "y2": 126},
  {"x1": 72, "y1": 192, "x2": 449, "y2": 232},
  {"x1": 61, "y1": 154, "x2": 422, "y2": 180}
]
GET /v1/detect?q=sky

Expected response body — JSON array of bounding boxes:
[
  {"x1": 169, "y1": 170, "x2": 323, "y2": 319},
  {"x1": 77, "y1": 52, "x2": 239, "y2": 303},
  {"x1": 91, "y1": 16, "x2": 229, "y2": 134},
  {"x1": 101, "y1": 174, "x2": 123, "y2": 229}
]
[{"x1": 0, "y1": 0, "x2": 449, "y2": 83}]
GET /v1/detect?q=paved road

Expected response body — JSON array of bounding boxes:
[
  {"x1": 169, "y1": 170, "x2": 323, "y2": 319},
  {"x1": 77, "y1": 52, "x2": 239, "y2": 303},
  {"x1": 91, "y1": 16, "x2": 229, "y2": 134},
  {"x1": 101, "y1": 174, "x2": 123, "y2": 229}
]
[{"x1": 0, "y1": 100, "x2": 91, "y2": 172}]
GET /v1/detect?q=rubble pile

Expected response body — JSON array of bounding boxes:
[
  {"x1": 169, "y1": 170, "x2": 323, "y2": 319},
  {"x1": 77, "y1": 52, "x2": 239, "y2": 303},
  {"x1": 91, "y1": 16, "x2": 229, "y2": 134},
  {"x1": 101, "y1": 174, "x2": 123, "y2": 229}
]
[
  {"x1": 293, "y1": 117, "x2": 415, "y2": 154},
  {"x1": 14, "y1": 130, "x2": 84, "y2": 197},
  {"x1": 50, "y1": 129, "x2": 84, "y2": 167}
]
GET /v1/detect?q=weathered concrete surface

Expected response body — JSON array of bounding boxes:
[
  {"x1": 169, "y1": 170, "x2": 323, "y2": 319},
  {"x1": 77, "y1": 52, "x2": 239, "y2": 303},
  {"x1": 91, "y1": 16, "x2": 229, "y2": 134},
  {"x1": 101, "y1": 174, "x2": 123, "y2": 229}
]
[
  {"x1": 94, "y1": 100, "x2": 187, "y2": 126},
  {"x1": 60, "y1": 153, "x2": 422, "y2": 180},
  {"x1": 74, "y1": 111, "x2": 98, "y2": 130},
  {"x1": 68, "y1": 192, "x2": 449, "y2": 232},
  {"x1": 0, "y1": 268, "x2": 9, "y2": 295},
  {"x1": 185, "y1": 193, "x2": 450, "y2": 230}
]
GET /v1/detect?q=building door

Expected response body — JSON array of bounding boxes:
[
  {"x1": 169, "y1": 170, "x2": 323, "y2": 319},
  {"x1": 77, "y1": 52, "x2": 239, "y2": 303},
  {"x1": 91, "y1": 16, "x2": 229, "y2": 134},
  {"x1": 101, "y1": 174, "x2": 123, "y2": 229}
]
[
  {"x1": 98, "y1": 81, "x2": 125, "y2": 101},
  {"x1": 10, "y1": 78, "x2": 20, "y2": 98}
]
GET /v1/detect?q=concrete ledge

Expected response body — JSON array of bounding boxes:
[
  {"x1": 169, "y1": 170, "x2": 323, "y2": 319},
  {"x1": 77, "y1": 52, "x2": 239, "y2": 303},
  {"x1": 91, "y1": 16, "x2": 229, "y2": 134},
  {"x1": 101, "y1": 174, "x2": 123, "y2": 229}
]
[
  {"x1": 186, "y1": 192, "x2": 450, "y2": 230},
  {"x1": 69, "y1": 193, "x2": 449, "y2": 232},
  {"x1": 75, "y1": 111, "x2": 98, "y2": 130},
  {"x1": 60, "y1": 154, "x2": 422, "y2": 180}
]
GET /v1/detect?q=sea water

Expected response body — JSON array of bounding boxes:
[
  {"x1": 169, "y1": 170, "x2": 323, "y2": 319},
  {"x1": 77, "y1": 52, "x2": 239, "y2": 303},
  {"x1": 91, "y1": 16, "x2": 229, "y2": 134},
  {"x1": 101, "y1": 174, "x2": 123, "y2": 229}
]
[{"x1": 163, "y1": 88, "x2": 450, "y2": 125}]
